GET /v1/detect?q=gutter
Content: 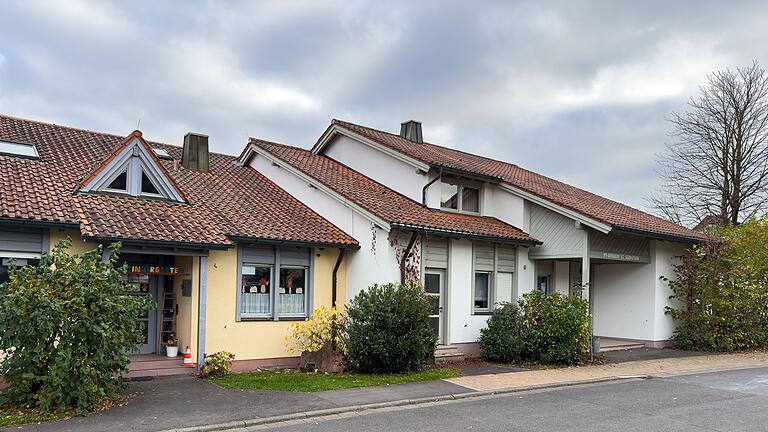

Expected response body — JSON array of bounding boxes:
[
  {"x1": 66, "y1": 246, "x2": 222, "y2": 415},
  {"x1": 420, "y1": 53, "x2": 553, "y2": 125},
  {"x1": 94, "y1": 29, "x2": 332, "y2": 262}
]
[
  {"x1": 332, "y1": 249, "x2": 346, "y2": 307},
  {"x1": 422, "y1": 166, "x2": 443, "y2": 206},
  {"x1": 0, "y1": 217, "x2": 79, "y2": 230},
  {"x1": 228, "y1": 235, "x2": 360, "y2": 250},
  {"x1": 610, "y1": 226, "x2": 707, "y2": 244},
  {"x1": 82, "y1": 235, "x2": 232, "y2": 250},
  {"x1": 391, "y1": 223, "x2": 542, "y2": 246}
]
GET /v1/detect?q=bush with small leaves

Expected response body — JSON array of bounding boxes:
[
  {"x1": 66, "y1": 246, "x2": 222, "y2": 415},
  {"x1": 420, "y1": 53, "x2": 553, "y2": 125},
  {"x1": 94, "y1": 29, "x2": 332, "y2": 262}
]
[
  {"x1": 479, "y1": 302, "x2": 529, "y2": 363},
  {"x1": 201, "y1": 351, "x2": 235, "y2": 378},
  {"x1": 345, "y1": 282, "x2": 437, "y2": 373},
  {"x1": 0, "y1": 240, "x2": 154, "y2": 415}
]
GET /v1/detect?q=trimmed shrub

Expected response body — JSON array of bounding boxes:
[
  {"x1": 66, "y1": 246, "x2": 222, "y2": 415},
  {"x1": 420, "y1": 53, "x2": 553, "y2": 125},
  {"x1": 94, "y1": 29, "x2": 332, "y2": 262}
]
[
  {"x1": 479, "y1": 291, "x2": 590, "y2": 365},
  {"x1": 479, "y1": 302, "x2": 529, "y2": 363},
  {"x1": 0, "y1": 240, "x2": 154, "y2": 414},
  {"x1": 346, "y1": 282, "x2": 437, "y2": 373},
  {"x1": 523, "y1": 291, "x2": 590, "y2": 364}
]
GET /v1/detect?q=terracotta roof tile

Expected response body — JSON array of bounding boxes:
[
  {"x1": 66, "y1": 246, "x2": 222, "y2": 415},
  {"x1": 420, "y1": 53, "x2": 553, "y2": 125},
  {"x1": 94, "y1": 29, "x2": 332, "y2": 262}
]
[
  {"x1": 0, "y1": 114, "x2": 358, "y2": 248},
  {"x1": 252, "y1": 140, "x2": 538, "y2": 244},
  {"x1": 329, "y1": 119, "x2": 708, "y2": 242}
]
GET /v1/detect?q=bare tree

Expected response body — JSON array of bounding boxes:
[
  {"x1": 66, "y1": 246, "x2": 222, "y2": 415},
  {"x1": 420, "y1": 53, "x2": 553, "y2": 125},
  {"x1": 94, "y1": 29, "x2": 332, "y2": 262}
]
[{"x1": 650, "y1": 61, "x2": 768, "y2": 227}]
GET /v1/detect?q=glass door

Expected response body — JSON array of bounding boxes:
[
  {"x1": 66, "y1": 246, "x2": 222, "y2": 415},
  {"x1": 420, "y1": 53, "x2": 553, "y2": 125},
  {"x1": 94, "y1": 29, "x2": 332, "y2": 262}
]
[
  {"x1": 128, "y1": 274, "x2": 158, "y2": 354},
  {"x1": 424, "y1": 269, "x2": 445, "y2": 345}
]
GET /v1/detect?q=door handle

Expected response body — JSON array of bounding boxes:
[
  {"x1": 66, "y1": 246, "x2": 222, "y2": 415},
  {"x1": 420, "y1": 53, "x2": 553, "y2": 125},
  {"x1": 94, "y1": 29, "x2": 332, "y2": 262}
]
[{"x1": 439, "y1": 306, "x2": 443, "y2": 313}]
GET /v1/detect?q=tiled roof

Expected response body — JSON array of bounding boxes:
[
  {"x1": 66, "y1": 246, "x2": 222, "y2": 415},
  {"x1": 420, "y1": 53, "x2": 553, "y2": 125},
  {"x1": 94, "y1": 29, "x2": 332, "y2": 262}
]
[
  {"x1": 0, "y1": 114, "x2": 358, "y2": 248},
  {"x1": 326, "y1": 120, "x2": 708, "y2": 242},
  {"x1": 251, "y1": 140, "x2": 539, "y2": 245}
]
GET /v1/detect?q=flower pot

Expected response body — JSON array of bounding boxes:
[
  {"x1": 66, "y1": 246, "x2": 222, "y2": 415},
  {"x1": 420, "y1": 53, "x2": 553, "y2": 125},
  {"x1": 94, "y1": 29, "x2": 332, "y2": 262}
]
[{"x1": 166, "y1": 345, "x2": 179, "y2": 358}]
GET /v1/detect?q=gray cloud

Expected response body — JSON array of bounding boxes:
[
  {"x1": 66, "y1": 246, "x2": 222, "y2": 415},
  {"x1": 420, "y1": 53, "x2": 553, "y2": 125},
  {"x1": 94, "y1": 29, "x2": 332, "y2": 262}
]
[{"x1": 1, "y1": 0, "x2": 767, "y2": 210}]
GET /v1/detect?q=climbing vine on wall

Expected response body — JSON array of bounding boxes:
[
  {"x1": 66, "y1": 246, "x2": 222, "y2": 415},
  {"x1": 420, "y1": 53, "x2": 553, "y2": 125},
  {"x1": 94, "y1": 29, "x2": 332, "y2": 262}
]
[
  {"x1": 371, "y1": 224, "x2": 377, "y2": 255},
  {"x1": 389, "y1": 231, "x2": 422, "y2": 281}
]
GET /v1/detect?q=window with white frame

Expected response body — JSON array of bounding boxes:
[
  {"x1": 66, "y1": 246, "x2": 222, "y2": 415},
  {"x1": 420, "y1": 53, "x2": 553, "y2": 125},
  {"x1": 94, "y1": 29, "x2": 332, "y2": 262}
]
[
  {"x1": 238, "y1": 245, "x2": 311, "y2": 320},
  {"x1": 440, "y1": 177, "x2": 480, "y2": 213},
  {"x1": 473, "y1": 242, "x2": 516, "y2": 314},
  {"x1": 0, "y1": 257, "x2": 40, "y2": 284}
]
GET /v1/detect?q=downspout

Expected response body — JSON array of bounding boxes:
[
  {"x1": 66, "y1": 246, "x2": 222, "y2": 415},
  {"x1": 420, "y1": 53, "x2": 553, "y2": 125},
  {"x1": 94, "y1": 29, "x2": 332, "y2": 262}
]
[
  {"x1": 332, "y1": 249, "x2": 346, "y2": 307},
  {"x1": 400, "y1": 232, "x2": 419, "y2": 283},
  {"x1": 422, "y1": 167, "x2": 443, "y2": 206}
]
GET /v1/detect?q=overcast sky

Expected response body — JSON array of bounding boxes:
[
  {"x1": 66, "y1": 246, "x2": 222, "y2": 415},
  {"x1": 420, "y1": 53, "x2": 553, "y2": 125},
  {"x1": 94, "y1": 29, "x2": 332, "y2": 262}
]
[{"x1": 1, "y1": 1, "x2": 766, "y2": 210}]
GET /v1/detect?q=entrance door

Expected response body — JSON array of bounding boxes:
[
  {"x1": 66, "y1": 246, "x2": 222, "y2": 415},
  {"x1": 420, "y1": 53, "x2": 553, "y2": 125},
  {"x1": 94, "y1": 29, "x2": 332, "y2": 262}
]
[
  {"x1": 130, "y1": 274, "x2": 159, "y2": 354},
  {"x1": 424, "y1": 269, "x2": 445, "y2": 344}
]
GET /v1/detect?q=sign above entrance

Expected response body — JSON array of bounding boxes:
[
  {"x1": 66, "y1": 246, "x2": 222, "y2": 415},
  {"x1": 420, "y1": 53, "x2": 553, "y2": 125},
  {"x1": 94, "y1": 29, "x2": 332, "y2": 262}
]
[{"x1": 128, "y1": 264, "x2": 189, "y2": 275}]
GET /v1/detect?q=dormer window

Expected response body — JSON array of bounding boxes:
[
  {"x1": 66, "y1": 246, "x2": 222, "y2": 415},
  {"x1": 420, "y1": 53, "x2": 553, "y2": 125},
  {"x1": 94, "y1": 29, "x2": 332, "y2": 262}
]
[
  {"x1": 141, "y1": 171, "x2": 160, "y2": 195},
  {"x1": 440, "y1": 177, "x2": 480, "y2": 213},
  {"x1": 106, "y1": 171, "x2": 128, "y2": 191},
  {"x1": 80, "y1": 132, "x2": 185, "y2": 203}
]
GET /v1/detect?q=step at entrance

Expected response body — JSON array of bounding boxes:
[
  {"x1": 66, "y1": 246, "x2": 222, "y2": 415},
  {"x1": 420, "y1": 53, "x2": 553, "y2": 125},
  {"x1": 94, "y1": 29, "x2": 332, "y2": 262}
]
[
  {"x1": 127, "y1": 354, "x2": 192, "y2": 379},
  {"x1": 434, "y1": 345, "x2": 465, "y2": 364},
  {"x1": 598, "y1": 338, "x2": 646, "y2": 353}
]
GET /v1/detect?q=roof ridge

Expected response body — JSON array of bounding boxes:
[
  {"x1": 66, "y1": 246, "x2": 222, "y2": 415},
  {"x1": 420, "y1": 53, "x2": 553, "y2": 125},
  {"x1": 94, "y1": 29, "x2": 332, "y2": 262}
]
[{"x1": 0, "y1": 113, "x2": 238, "y2": 159}]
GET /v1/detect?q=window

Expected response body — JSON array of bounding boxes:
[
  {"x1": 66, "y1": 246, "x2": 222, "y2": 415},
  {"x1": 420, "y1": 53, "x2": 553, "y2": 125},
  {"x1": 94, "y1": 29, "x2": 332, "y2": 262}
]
[
  {"x1": 238, "y1": 246, "x2": 312, "y2": 321},
  {"x1": 0, "y1": 257, "x2": 40, "y2": 284},
  {"x1": 0, "y1": 140, "x2": 38, "y2": 159},
  {"x1": 152, "y1": 148, "x2": 173, "y2": 160},
  {"x1": 440, "y1": 183, "x2": 459, "y2": 210},
  {"x1": 440, "y1": 178, "x2": 480, "y2": 213},
  {"x1": 141, "y1": 171, "x2": 160, "y2": 195},
  {"x1": 279, "y1": 267, "x2": 307, "y2": 316},
  {"x1": 474, "y1": 272, "x2": 491, "y2": 312},
  {"x1": 106, "y1": 171, "x2": 128, "y2": 191},
  {"x1": 241, "y1": 265, "x2": 272, "y2": 317}
]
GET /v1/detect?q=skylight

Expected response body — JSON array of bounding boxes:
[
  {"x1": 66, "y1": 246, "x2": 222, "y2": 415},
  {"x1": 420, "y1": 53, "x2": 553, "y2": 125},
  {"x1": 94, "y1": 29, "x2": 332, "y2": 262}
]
[
  {"x1": 152, "y1": 148, "x2": 173, "y2": 160},
  {"x1": 0, "y1": 140, "x2": 39, "y2": 159}
]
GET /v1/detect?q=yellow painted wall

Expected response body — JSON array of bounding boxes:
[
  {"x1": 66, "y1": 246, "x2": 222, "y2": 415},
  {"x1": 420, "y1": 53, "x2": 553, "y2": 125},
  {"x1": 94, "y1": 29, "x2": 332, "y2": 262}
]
[
  {"x1": 203, "y1": 245, "x2": 346, "y2": 361},
  {"x1": 172, "y1": 255, "x2": 197, "y2": 360},
  {"x1": 48, "y1": 229, "x2": 97, "y2": 254}
]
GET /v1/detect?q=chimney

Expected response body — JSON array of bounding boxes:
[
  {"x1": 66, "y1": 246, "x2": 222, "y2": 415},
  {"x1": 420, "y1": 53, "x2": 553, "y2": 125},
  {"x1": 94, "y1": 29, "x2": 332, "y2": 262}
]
[
  {"x1": 182, "y1": 132, "x2": 210, "y2": 171},
  {"x1": 400, "y1": 120, "x2": 423, "y2": 143}
]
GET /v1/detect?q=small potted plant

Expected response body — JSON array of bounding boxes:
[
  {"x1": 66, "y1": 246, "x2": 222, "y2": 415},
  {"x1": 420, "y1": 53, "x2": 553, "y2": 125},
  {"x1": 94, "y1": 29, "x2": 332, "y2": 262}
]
[{"x1": 166, "y1": 334, "x2": 179, "y2": 358}]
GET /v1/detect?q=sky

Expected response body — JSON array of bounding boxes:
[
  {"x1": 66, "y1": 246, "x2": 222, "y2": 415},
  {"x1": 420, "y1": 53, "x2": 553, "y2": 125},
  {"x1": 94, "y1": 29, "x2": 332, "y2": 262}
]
[{"x1": 1, "y1": 0, "x2": 766, "y2": 211}]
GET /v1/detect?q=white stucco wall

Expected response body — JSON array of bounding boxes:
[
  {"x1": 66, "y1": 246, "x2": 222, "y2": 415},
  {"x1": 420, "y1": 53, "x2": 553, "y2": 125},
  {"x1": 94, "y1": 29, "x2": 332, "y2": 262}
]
[
  {"x1": 651, "y1": 240, "x2": 686, "y2": 341},
  {"x1": 592, "y1": 262, "x2": 654, "y2": 340},
  {"x1": 447, "y1": 238, "x2": 491, "y2": 344},
  {"x1": 323, "y1": 135, "x2": 427, "y2": 203},
  {"x1": 483, "y1": 185, "x2": 526, "y2": 229},
  {"x1": 516, "y1": 246, "x2": 535, "y2": 296}
]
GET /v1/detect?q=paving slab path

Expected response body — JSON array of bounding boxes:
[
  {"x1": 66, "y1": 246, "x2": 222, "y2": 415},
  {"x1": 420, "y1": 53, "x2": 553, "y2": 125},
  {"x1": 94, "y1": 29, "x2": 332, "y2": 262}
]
[{"x1": 445, "y1": 351, "x2": 768, "y2": 391}]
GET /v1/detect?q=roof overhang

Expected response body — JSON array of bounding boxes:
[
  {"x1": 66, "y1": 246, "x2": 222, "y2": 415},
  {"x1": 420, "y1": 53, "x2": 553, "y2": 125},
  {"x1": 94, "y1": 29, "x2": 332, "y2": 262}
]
[
  {"x1": 610, "y1": 225, "x2": 708, "y2": 244},
  {"x1": 391, "y1": 222, "x2": 542, "y2": 246},
  {"x1": 228, "y1": 235, "x2": 360, "y2": 250},
  {"x1": 246, "y1": 144, "x2": 392, "y2": 230},
  {"x1": 498, "y1": 183, "x2": 613, "y2": 233},
  {"x1": 0, "y1": 217, "x2": 80, "y2": 230},
  {"x1": 431, "y1": 164, "x2": 502, "y2": 183},
  {"x1": 82, "y1": 235, "x2": 232, "y2": 250},
  {"x1": 312, "y1": 124, "x2": 430, "y2": 173}
]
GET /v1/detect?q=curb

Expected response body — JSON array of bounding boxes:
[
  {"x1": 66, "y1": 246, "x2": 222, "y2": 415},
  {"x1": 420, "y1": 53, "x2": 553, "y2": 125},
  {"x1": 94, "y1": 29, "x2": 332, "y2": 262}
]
[{"x1": 160, "y1": 375, "x2": 648, "y2": 432}]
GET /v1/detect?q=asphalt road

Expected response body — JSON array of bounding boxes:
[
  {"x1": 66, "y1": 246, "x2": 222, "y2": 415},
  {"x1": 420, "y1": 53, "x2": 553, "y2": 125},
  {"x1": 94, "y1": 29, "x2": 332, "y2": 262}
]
[{"x1": 264, "y1": 367, "x2": 768, "y2": 432}]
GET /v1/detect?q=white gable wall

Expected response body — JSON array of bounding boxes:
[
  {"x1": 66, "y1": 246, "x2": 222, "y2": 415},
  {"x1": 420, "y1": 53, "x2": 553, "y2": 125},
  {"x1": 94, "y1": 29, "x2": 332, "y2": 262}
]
[
  {"x1": 323, "y1": 135, "x2": 428, "y2": 203},
  {"x1": 248, "y1": 152, "x2": 400, "y2": 302}
]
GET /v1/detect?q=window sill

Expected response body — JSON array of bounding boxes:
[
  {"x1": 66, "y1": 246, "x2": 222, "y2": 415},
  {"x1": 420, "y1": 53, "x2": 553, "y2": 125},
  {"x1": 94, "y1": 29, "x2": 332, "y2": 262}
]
[
  {"x1": 239, "y1": 316, "x2": 308, "y2": 322},
  {"x1": 472, "y1": 311, "x2": 493, "y2": 316}
]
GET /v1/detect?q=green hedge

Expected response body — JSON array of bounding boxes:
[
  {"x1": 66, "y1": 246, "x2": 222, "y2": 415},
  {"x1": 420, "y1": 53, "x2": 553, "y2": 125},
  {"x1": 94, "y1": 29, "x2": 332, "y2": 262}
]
[
  {"x1": 345, "y1": 282, "x2": 437, "y2": 373},
  {"x1": 479, "y1": 291, "x2": 590, "y2": 365}
]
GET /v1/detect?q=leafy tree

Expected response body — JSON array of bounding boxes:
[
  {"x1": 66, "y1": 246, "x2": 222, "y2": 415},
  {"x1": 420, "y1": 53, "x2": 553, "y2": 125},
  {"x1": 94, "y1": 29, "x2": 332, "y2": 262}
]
[
  {"x1": 345, "y1": 282, "x2": 437, "y2": 373},
  {"x1": 0, "y1": 240, "x2": 153, "y2": 414},
  {"x1": 651, "y1": 61, "x2": 768, "y2": 226},
  {"x1": 665, "y1": 219, "x2": 768, "y2": 350}
]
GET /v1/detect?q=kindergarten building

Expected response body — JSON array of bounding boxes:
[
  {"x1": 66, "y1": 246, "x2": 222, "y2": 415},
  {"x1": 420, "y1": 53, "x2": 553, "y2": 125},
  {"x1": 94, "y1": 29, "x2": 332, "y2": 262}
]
[{"x1": 0, "y1": 114, "x2": 707, "y2": 373}]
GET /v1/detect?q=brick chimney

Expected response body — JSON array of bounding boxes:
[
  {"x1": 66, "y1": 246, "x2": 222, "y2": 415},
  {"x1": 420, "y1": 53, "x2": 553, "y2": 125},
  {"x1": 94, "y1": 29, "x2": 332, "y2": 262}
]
[
  {"x1": 400, "y1": 120, "x2": 423, "y2": 143},
  {"x1": 182, "y1": 132, "x2": 209, "y2": 171}
]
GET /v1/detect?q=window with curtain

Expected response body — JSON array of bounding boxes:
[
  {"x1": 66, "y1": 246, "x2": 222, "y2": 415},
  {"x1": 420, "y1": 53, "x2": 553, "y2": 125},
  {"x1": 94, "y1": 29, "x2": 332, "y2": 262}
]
[
  {"x1": 241, "y1": 265, "x2": 272, "y2": 317},
  {"x1": 474, "y1": 272, "x2": 491, "y2": 311},
  {"x1": 279, "y1": 267, "x2": 307, "y2": 316},
  {"x1": 440, "y1": 177, "x2": 480, "y2": 214}
]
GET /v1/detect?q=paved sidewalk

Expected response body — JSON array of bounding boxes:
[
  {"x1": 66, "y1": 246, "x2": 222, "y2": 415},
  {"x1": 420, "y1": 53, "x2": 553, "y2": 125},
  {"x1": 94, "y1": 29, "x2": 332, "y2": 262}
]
[{"x1": 445, "y1": 351, "x2": 768, "y2": 391}]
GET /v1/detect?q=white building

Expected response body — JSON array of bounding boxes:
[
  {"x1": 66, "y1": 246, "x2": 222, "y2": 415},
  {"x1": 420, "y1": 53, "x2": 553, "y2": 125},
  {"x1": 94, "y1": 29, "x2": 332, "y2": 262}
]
[{"x1": 238, "y1": 120, "x2": 708, "y2": 354}]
